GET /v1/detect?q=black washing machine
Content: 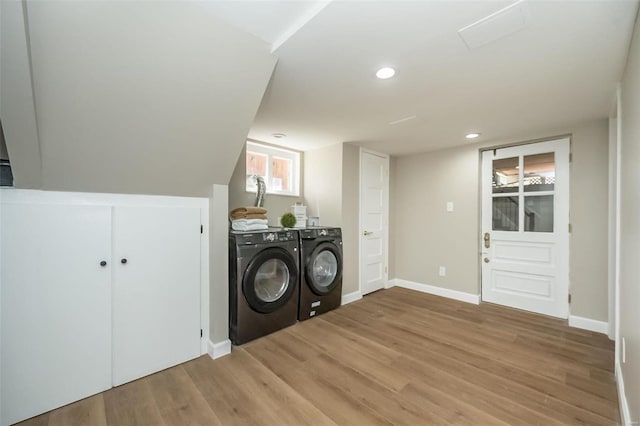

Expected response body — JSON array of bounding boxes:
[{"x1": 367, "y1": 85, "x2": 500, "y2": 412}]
[
  {"x1": 229, "y1": 229, "x2": 299, "y2": 345},
  {"x1": 298, "y1": 227, "x2": 343, "y2": 320}
]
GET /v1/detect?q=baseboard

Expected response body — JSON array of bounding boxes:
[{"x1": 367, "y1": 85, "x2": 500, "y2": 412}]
[
  {"x1": 616, "y1": 362, "x2": 632, "y2": 426},
  {"x1": 341, "y1": 290, "x2": 363, "y2": 305},
  {"x1": 568, "y1": 315, "x2": 609, "y2": 335},
  {"x1": 207, "y1": 339, "x2": 231, "y2": 360},
  {"x1": 389, "y1": 279, "x2": 480, "y2": 305}
]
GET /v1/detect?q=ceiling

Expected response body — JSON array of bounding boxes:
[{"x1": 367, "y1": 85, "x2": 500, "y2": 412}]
[{"x1": 211, "y1": 0, "x2": 639, "y2": 156}]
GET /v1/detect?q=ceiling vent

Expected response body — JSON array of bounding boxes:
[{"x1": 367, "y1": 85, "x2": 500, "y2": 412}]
[{"x1": 458, "y1": 0, "x2": 531, "y2": 50}]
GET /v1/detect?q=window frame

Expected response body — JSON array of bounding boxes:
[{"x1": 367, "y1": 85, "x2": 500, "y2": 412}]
[{"x1": 245, "y1": 141, "x2": 300, "y2": 197}]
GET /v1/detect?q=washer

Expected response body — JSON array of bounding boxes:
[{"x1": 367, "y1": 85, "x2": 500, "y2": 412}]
[
  {"x1": 229, "y1": 229, "x2": 299, "y2": 345},
  {"x1": 298, "y1": 227, "x2": 343, "y2": 320}
]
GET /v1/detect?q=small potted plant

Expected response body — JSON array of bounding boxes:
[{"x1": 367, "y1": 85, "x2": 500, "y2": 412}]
[{"x1": 280, "y1": 212, "x2": 297, "y2": 228}]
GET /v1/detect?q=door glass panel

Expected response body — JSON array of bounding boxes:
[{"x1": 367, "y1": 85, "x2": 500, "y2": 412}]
[
  {"x1": 271, "y1": 156, "x2": 291, "y2": 192},
  {"x1": 524, "y1": 152, "x2": 555, "y2": 192},
  {"x1": 492, "y1": 197, "x2": 519, "y2": 231},
  {"x1": 313, "y1": 250, "x2": 338, "y2": 288},
  {"x1": 246, "y1": 151, "x2": 268, "y2": 192},
  {"x1": 524, "y1": 195, "x2": 554, "y2": 232},
  {"x1": 255, "y1": 259, "x2": 289, "y2": 302},
  {"x1": 493, "y1": 157, "x2": 519, "y2": 193}
]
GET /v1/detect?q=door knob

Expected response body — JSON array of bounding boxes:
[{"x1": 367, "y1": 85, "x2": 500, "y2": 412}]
[
  {"x1": 483, "y1": 232, "x2": 490, "y2": 249},
  {"x1": 100, "y1": 260, "x2": 107, "y2": 267},
  {"x1": 484, "y1": 257, "x2": 490, "y2": 263},
  {"x1": 121, "y1": 258, "x2": 128, "y2": 264},
  {"x1": 363, "y1": 230, "x2": 373, "y2": 236}
]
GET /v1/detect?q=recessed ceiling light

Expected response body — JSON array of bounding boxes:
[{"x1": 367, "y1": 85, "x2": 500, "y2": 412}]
[
  {"x1": 465, "y1": 132, "x2": 481, "y2": 139},
  {"x1": 376, "y1": 67, "x2": 396, "y2": 79},
  {"x1": 272, "y1": 133, "x2": 286, "y2": 139}
]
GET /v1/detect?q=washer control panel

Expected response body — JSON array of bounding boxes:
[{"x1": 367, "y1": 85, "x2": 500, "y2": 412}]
[
  {"x1": 235, "y1": 230, "x2": 297, "y2": 245},
  {"x1": 299, "y1": 228, "x2": 342, "y2": 239}
]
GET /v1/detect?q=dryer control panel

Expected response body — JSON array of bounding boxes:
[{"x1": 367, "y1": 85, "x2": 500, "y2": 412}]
[
  {"x1": 299, "y1": 228, "x2": 342, "y2": 239},
  {"x1": 235, "y1": 230, "x2": 297, "y2": 245}
]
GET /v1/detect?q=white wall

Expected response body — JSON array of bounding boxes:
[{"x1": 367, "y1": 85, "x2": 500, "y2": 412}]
[
  {"x1": 209, "y1": 185, "x2": 229, "y2": 347},
  {"x1": 304, "y1": 143, "x2": 343, "y2": 227},
  {"x1": 391, "y1": 143, "x2": 480, "y2": 295},
  {"x1": 3, "y1": 1, "x2": 277, "y2": 197},
  {"x1": 302, "y1": 142, "x2": 360, "y2": 296},
  {"x1": 568, "y1": 121, "x2": 609, "y2": 321},
  {"x1": 619, "y1": 10, "x2": 640, "y2": 423},
  {"x1": 228, "y1": 143, "x2": 305, "y2": 227},
  {"x1": 608, "y1": 113, "x2": 619, "y2": 340},
  {"x1": 390, "y1": 119, "x2": 610, "y2": 322},
  {"x1": 341, "y1": 144, "x2": 360, "y2": 295}
]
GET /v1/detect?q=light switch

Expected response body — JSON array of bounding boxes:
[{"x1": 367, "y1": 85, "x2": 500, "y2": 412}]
[{"x1": 446, "y1": 202, "x2": 454, "y2": 212}]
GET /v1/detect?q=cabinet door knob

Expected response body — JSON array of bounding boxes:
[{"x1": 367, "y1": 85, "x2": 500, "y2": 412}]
[
  {"x1": 121, "y1": 258, "x2": 128, "y2": 264},
  {"x1": 100, "y1": 260, "x2": 107, "y2": 267}
]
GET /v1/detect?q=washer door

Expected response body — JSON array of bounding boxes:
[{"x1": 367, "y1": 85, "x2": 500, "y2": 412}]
[
  {"x1": 305, "y1": 242, "x2": 342, "y2": 295},
  {"x1": 243, "y1": 247, "x2": 298, "y2": 313}
]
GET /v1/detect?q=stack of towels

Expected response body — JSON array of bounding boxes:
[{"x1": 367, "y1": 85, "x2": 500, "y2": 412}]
[{"x1": 230, "y1": 207, "x2": 269, "y2": 231}]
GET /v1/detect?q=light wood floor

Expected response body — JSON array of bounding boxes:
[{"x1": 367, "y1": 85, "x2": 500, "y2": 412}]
[{"x1": 18, "y1": 287, "x2": 619, "y2": 425}]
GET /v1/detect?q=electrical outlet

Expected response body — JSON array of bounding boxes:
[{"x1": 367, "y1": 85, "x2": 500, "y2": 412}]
[
  {"x1": 622, "y1": 337, "x2": 626, "y2": 364},
  {"x1": 439, "y1": 266, "x2": 446, "y2": 276},
  {"x1": 446, "y1": 202, "x2": 454, "y2": 212}
]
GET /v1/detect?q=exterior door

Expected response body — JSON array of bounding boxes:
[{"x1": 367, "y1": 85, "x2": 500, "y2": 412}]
[
  {"x1": 360, "y1": 150, "x2": 389, "y2": 295},
  {"x1": 481, "y1": 138, "x2": 570, "y2": 318},
  {"x1": 1, "y1": 203, "x2": 112, "y2": 426},
  {"x1": 112, "y1": 206, "x2": 202, "y2": 386}
]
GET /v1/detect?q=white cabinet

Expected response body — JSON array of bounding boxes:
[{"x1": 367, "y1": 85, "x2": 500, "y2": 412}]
[
  {"x1": 0, "y1": 193, "x2": 205, "y2": 425},
  {"x1": 112, "y1": 206, "x2": 201, "y2": 385},
  {"x1": 1, "y1": 204, "x2": 113, "y2": 426}
]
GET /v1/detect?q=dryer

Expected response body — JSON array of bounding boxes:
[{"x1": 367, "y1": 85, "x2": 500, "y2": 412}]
[
  {"x1": 298, "y1": 227, "x2": 343, "y2": 320},
  {"x1": 229, "y1": 229, "x2": 299, "y2": 345}
]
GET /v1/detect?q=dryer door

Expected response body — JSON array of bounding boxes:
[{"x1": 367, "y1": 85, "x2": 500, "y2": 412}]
[
  {"x1": 305, "y1": 242, "x2": 343, "y2": 295},
  {"x1": 243, "y1": 247, "x2": 298, "y2": 313}
]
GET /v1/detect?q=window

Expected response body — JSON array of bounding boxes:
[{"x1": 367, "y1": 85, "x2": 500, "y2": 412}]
[{"x1": 246, "y1": 141, "x2": 300, "y2": 196}]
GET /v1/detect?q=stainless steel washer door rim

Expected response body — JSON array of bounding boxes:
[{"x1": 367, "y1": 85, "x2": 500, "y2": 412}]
[
  {"x1": 255, "y1": 258, "x2": 290, "y2": 302},
  {"x1": 305, "y1": 242, "x2": 342, "y2": 295},
  {"x1": 312, "y1": 250, "x2": 338, "y2": 289},
  {"x1": 242, "y1": 246, "x2": 299, "y2": 313}
]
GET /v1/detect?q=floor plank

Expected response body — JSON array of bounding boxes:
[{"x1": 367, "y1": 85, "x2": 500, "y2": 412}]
[
  {"x1": 47, "y1": 394, "x2": 107, "y2": 426},
  {"x1": 103, "y1": 374, "x2": 166, "y2": 426},
  {"x1": 14, "y1": 287, "x2": 619, "y2": 425}
]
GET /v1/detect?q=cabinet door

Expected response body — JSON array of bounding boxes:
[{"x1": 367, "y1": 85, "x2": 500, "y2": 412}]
[
  {"x1": 1, "y1": 203, "x2": 112, "y2": 426},
  {"x1": 112, "y1": 206, "x2": 201, "y2": 386}
]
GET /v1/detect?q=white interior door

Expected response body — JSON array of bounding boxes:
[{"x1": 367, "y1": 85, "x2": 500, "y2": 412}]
[
  {"x1": 112, "y1": 206, "x2": 201, "y2": 386},
  {"x1": 481, "y1": 138, "x2": 570, "y2": 318},
  {"x1": 1, "y1": 203, "x2": 112, "y2": 426},
  {"x1": 360, "y1": 150, "x2": 389, "y2": 295}
]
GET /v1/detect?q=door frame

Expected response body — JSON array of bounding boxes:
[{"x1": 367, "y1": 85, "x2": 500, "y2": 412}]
[
  {"x1": 479, "y1": 136, "x2": 571, "y2": 318},
  {"x1": 358, "y1": 148, "x2": 390, "y2": 296}
]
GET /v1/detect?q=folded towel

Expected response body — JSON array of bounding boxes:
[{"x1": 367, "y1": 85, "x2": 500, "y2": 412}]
[
  {"x1": 231, "y1": 222, "x2": 269, "y2": 231},
  {"x1": 245, "y1": 213, "x2": 268, "y2": 220},
  {"x1": 232, "y1": 218, "x2": 268, "y2": 225},
  {"x1": 230, "y1": 207, "x2": 268, "y2": 220}
]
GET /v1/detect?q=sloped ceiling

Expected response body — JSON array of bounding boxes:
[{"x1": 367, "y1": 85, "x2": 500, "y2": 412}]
[
  {"x1": 0, "y1": 0, "x2": 43, "y2": 189},
  {"x1": 1, "y1": 0, "x2": 277, "y2": 197}
]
